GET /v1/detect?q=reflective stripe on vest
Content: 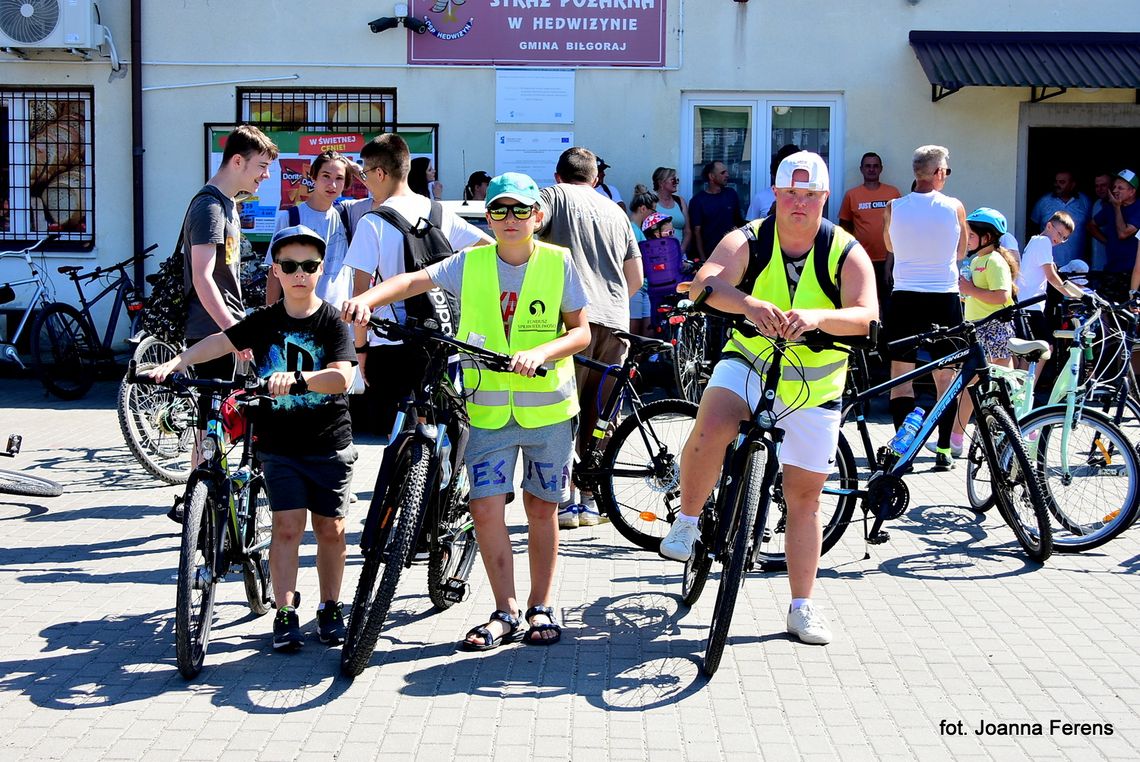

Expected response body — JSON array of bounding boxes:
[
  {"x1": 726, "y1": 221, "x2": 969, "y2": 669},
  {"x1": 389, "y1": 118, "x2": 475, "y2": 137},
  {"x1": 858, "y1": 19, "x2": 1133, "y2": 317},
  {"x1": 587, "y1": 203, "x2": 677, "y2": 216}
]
[
  {"x1": 723, "y1": 219, "x2": 853, "y2": 407},
  {"x1": 456, "y1": 243, "x2": 579, "y2": 429}
]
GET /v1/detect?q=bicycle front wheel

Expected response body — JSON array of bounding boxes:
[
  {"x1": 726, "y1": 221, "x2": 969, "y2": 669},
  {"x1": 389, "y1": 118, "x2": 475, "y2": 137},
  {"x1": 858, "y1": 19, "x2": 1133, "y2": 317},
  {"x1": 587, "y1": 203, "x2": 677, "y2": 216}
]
[
  {"x1": 341, "y1": 442, "x2": 430, "y2": 678},
  {"x1": 242, "y1": 473, "x2": 274, "y2": 615},
  {"x1": 982, "y1": 406, "x2": 1053, "y2": 563},
  {"x1": 1021, "y1": 406, "x2": 1140, "y2": 553},
  {"x1": 0, "y1": 468, "x2": 63, "y2": 498},
  {"x1": 672, "y1": 314, "x2": 709, "y2": 404},
  {"x1": 117, "y1": 336, "x2": 194, "y2": 484},
  {"x1": 755, "y1": 431, "x2": 858, "y2": 572},
  {"x1": 175, "y1": 479, "x2": 219, "y2": 679},
  {"x1": 597, "y1": 398, "x2": 699, "y2": 552},
  {"x1": 704, "y1": 447, "x2": 766, "y2": 678},
  {"x1": 31, "y1": 303, "x2": 97, "y2": 400}
]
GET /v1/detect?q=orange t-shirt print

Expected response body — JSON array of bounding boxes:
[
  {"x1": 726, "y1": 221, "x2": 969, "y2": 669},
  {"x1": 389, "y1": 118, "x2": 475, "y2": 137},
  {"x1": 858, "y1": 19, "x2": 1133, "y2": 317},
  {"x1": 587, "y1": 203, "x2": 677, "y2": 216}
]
[{"x1": 839, "y1": 184, "x2": 901, "y2": 262}]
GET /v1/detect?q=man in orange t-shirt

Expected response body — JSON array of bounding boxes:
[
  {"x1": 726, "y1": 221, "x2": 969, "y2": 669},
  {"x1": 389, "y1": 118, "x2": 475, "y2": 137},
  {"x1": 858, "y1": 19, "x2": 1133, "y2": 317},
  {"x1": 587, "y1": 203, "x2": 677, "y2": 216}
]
[{"x1": 839, "y1": 152, "x2": 901, "y2": 311}]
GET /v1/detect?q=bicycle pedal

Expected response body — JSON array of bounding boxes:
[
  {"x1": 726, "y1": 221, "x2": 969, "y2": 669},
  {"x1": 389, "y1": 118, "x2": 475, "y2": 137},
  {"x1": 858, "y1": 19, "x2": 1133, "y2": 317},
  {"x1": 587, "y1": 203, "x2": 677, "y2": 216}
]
[
  {"x1": 867, "y1": 531, "x2": 891, "y2": 545},
  {"x1": 440, "y1": 577, "x2": 469, "y2": 603}
]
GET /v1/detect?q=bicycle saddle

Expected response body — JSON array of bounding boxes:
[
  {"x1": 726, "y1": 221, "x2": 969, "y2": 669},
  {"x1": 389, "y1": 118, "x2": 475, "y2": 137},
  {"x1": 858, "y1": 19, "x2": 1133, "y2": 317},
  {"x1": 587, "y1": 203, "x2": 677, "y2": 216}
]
[
  {"x1": 57, "y1": 266, "x2": 82, "y2": 275},
  {"x1": 1006, "y1": 337, "x2": 1051, "y2": 362}
]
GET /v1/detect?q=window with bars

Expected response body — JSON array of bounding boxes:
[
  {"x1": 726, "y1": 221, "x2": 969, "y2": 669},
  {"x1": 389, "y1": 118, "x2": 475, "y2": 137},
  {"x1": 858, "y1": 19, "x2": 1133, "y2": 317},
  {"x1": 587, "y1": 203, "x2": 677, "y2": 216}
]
[
  {"x1": 237, "y1": 88, "x2": 397, "y2": 129},
  {"x1": 1, "y1": 87, "x2": 94, "y2": 248}
]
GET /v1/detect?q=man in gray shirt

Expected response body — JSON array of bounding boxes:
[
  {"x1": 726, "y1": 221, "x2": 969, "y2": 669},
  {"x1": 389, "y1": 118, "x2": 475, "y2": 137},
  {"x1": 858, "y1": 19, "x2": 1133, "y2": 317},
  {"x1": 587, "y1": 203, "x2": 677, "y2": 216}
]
[{"x1": 537, "y1": 146, "x2": 643, "y2": 528}]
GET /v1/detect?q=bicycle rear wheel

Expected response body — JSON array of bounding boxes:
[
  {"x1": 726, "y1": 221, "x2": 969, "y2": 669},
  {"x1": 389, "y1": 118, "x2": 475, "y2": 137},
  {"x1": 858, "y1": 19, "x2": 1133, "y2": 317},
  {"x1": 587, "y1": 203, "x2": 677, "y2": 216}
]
[
  {"x1": 755, "y1": 431, "x2": 858, "y2": 572},
  {"x1": 118, "y1": 336, "x2": 194, "y2": 484},
  {"x1": 341, "y1": 442, "x2": 430, "y2": 678},
  {"x1": 0, "y1": 468, "x2": 63, "y2": 498},
  {"x1": 965, "y1": 432, "x2": 996, "y2": 513},
  {"x1": 598, "y1": 398, "x2": 698, "y2": 552},
  {"x1": 982, "y1": 406, "x2": 1053, "y2": 563},
  {"x1": 242, "y1": 472, "x2": 274, "y2": 615},
  {"x1": 175, "y1": 479, "x2": 219, "y2": 679},
  {"x1": 31, "y1": 303, "x2": 97, "y2": 400},
  {"x1": 672, "y1": 314, "x2": 709, "y2": 404},
  {"x1": 704, "y1": 447, "x2": 766, "y2": 678},
  {"x1": 1021, "y1": 406, "x2": 1140, "y2": 553},
  {"x1": 427, "y1": 503, "x2": 478, "y2": 611}
]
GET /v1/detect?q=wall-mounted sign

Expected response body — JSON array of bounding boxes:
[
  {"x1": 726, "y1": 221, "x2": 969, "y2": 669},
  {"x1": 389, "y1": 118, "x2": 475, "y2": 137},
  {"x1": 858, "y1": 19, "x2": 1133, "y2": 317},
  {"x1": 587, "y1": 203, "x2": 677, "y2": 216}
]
[
  {"x1": 494, "y1": 131, "x2": 574, "y2": 183},
  {"x1": 496, "y1": 70, "x2": 575, "y2": 124},
  {"x1": 409, "y1": 0, "x2": 667, "y2": 68}
]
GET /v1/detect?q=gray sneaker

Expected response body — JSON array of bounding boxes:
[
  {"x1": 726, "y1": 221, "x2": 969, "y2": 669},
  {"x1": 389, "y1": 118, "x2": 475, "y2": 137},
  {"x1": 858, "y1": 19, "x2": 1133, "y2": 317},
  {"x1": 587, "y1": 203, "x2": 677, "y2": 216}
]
[
  {"x1": 786, "y1": 601, "x2": 832, "y2": 645},
  {"x1": 659, "y1": 519, "x2": 700, "y2": 562}
]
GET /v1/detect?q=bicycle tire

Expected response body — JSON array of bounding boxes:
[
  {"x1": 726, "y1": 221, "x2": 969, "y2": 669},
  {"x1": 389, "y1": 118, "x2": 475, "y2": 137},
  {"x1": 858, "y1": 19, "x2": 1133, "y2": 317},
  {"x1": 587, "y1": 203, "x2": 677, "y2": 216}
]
[
  {"x1": 427, "y1": 503, "x2": 479, "y2": 611},
  {"x1": 1021, "y1": 406, "x2": 1140, "y2": 553},
  {"x1": 756, "y1": 431, "x2": 858, "y2": 572},
  {"x1": 598, "y1": 398, "x2": 699, "y2": 552},
  {"x1": 965, "y1": 432, "x2": 996, "y2": 513},
  {"x1": 242, "y1": 473, "x2": 274, "y2": 615},
  {"x1": 703, "y1": 447, "x2": 765, "y2": 677},
  {"x1": 30, "y1": 302, "x2": 97, "y2": 401},
  {"x1": 0, "y1": 468, "x2": 63, "y2": 498},
  {"x1": 117, "y1": 337, "x2": 194, "y2": 484},
  {"x1": 982, "y1": 406, "x2": 1053, "y2": 563},
  {"x1": 680, "y1": 510, "x2": 713, "y2": 607},
  {"x1": 175, "y1": 479, "x2": 218, "y2": 679},
  {"x1": 672, "y1": 314, "x2": 708, "y2": 404},
  {"x1": 341, "y1": 442, "x2": 430, "y2": 678}
]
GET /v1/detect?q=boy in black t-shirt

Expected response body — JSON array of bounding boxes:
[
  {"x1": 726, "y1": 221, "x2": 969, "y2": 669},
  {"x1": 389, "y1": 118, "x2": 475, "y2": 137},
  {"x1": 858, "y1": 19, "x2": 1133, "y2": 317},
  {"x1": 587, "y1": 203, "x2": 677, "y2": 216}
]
[{"x1": 146, "y1": 225, "x2": 357, "y2": 651}]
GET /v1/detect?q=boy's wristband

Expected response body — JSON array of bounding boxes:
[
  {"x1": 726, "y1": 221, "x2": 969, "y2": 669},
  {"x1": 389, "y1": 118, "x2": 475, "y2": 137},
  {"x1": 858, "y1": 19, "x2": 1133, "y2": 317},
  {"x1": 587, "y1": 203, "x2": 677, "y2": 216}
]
[
  {"x1": 355, "y1": 344, "x2": 369, "y2": 353},
  {"x1": 293, "y1": 370, "x2": 309, "y2": 394}
]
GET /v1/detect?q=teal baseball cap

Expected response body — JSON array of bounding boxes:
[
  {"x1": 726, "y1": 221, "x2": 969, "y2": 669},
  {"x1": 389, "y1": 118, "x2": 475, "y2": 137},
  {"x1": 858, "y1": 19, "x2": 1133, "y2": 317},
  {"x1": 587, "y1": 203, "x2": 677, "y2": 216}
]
[{"x1": 486, "y1": 172, "x2": 542, "y2": 206}]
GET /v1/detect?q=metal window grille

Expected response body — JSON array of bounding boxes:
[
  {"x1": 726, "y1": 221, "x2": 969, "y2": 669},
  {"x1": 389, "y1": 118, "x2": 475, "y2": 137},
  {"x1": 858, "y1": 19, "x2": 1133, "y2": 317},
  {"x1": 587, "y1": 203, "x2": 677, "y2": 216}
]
[
  {"x1": 0, "y1": 86, "x2": 94, "y2": 247},
  {"x1": 237, "y1": 88, "x2": 397, "y2": 129}
]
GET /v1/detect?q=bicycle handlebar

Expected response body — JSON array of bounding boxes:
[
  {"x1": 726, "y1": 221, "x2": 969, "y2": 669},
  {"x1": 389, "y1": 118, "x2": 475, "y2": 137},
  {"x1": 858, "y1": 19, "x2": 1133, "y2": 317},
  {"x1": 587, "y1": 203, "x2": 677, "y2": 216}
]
[
  {"x1": 367, "y1": 316, "x2": 548, "y2": 377},
  {"x1": 127, "y1": 361, "x2": 302, "y2": 397},
  {"x1": 63, "y1": 244, "x2": 159, "y2": 283},
  {"x1": 0, "y1": 235, "x2": 57, "y2": 262},
  {"x1": 886, "y1": 293, "x2": 1047, "y2": 353},
  {"x1": 686, "y1": 285, "x2": 880, "y2": 352}
]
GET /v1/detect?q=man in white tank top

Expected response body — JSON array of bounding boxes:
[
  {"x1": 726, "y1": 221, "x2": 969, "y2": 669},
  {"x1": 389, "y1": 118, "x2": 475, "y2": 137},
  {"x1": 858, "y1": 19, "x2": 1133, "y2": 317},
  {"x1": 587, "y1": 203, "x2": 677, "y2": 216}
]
[{"x1": 882, "y1": 145, "x2": 969, "y2": 470}]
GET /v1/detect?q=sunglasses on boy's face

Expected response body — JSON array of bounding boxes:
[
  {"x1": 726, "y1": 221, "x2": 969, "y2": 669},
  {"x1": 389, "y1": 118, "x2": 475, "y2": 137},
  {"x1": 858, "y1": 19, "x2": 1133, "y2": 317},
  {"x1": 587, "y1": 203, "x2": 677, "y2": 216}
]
[
  {"x1": 486, "y1": 204, "x2": 535, "y2": 221},
  {"x1": 276, "y1": 259, "x2": 322, "y2": 275}
]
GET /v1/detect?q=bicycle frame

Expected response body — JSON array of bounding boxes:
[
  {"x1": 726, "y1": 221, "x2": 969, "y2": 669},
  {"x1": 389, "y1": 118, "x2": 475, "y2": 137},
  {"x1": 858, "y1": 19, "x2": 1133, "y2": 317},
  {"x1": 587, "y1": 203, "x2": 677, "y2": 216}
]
[{"x1": 0, "y1": 249, "x2": 53, "y2": 367}]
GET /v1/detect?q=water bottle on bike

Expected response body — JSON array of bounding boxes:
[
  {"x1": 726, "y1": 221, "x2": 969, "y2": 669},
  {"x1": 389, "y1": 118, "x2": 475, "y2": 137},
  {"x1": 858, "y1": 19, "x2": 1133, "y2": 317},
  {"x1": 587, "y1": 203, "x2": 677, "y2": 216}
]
[{"x1": 888, "y1": 408, "x2": 926, "y2": 457}]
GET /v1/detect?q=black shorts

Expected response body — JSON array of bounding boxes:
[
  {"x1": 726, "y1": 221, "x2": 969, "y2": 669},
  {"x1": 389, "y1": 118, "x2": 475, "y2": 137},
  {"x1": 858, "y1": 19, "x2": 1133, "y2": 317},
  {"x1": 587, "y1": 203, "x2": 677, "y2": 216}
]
[
  {"x1": 260, "y1": 444, "x2": 357, "y2": 518},
  {"x1": 884, "y1": 291, "x2": 964, "y2": 363},
  {"x1": 187, "y1": 341, "x2": 236, "y2": 426},
  {"x1": 1017, "y1": 310, "x2": 1049, "y2": 343}
]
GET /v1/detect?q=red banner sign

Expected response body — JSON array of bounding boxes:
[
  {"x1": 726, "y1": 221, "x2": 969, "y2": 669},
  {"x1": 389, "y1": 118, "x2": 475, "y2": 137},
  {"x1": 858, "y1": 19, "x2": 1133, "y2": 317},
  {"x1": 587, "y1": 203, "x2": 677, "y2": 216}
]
[
  {"x1": 298, "y1": 133, "x2": 366, "y2": 156},
  {"x1": 409, "y1": 0, "x2": 666, "y2": 67}
]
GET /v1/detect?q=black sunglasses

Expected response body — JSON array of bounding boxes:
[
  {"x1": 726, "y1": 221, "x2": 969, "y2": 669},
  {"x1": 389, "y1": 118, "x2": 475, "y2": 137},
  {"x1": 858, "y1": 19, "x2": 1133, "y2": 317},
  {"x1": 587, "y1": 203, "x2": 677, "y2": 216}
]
[
  {"x1": 487, "y1": 204, "x2": 535, "y2": 221},
  {"x1": 276, "y1": 259, "x2": 322, "y2": 274}
]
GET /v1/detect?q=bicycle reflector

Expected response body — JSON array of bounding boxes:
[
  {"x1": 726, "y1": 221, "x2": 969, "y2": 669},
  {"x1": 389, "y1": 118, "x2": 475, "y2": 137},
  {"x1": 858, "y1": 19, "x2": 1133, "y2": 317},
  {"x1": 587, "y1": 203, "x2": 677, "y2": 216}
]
[
  {"x1": 639, "y1": 511, "x2": 660, "y2": 522},
  {"x1": 221, "y1": 392, "x2": 246, "y2": 443}
]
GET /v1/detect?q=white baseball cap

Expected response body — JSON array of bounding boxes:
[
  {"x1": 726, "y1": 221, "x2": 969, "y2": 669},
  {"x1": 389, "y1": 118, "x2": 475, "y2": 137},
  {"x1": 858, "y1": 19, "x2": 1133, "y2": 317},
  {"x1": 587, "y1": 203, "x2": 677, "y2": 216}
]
[
  {"x1": 1058, "y1": 259, "x2": 1090, "y2": 275},
  {"x1": 774, "y1": 151, "x2": 830, "y2": 192}
]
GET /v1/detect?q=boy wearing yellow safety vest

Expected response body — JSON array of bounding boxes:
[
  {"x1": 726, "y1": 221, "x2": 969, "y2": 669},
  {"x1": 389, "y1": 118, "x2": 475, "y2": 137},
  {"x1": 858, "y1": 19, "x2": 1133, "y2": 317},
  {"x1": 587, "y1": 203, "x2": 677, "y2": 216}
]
[{"x1": 342, "y1": 172, "x2": 591, "y2": 650}]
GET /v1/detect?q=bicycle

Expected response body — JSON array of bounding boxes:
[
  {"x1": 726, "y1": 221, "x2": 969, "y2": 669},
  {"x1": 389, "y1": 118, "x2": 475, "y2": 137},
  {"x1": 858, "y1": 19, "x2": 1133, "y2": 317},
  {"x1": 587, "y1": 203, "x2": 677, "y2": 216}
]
[
  {"x1": 0, "y1": 238, "x2": 157, "y2": 399},
  {"x1": 0, "y1": 433, "x2": 63, "y2": 499},
  {"x1": 965, "y1": 289, "x2": 1140, "y2": 552},
  {"x1": 661, "y1": 297, "x2": 728, "y2": 404},
  {"x1": 570, "y1": 328, "x2": 701, "y2": 553},
  {"x1": 340, "y1": 316, "x2": 490, "y2": 678},
  {"x1": 116, "y1": 334, "x2": 196, "y2": 484},
  {"x1": 128, "y1": 363, "x2": 278, "y2": 679},
  {"x1": 672, "y1": 291, "x2": 877, "y2": 676}
]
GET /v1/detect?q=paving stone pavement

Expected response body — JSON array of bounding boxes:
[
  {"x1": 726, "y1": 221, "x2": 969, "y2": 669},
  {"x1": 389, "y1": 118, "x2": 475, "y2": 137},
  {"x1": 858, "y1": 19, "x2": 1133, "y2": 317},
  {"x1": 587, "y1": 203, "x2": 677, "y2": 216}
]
[{"x1": 1, "y1": 378, "x2": 1139, "y2": 761}]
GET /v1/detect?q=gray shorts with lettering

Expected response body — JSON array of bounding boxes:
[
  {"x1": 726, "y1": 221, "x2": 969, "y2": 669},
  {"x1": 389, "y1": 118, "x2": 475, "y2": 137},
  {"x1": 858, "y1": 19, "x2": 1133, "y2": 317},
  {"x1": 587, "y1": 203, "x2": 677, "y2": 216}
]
[{"x1": 466, "y1": 419, "x2": 573, "y2": 504}]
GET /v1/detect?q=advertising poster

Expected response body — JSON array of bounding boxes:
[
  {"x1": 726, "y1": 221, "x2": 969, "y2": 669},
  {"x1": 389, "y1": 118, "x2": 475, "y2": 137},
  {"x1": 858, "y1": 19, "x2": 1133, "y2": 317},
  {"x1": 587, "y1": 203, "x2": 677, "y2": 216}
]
[
  {"x1": 409, "y1": 0, "x2": 667, "y2": 67},
  {"x1": 208, "y1": 127, "x2": 436, "y2": 241}
]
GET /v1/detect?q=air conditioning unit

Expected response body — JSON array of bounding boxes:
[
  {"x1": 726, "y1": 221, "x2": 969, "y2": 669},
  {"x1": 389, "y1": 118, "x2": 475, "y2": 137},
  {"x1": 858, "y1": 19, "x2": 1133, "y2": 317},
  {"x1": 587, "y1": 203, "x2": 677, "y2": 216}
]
[{"x1": 0, "y1": 0, "x2": 104, "y2": 50}]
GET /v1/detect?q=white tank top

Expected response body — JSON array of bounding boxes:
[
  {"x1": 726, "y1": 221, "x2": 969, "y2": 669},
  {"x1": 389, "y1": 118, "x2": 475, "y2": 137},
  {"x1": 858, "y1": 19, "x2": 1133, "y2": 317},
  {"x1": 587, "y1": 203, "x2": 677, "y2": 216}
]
[{"x1": 888, "y1": 191, "x2": 962, "y2": 293}]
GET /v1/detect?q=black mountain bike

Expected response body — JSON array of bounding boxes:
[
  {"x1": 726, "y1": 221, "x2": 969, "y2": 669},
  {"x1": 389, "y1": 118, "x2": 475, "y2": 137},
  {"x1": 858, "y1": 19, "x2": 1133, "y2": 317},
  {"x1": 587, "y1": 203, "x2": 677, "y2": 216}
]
[
  {"x1": 571, "y1": 328, "x2": 700, "y2": 551},
  {"x1": 128, "y1": 365, "x2": 280, "y2": 679},
  {"x1": 340, "y1": 317, "x2": 497, "y2": 678}
]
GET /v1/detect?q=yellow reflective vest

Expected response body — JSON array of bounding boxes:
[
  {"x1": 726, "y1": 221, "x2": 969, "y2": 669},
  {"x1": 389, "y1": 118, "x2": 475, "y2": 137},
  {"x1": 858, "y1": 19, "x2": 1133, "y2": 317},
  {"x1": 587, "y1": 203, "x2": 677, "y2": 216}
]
[
  {"x1": 723, "y1": 217, "x2": 855, "y2": 408},
  {"x1": 457, "y1": 243, "x2": 579, "y2": 429}
]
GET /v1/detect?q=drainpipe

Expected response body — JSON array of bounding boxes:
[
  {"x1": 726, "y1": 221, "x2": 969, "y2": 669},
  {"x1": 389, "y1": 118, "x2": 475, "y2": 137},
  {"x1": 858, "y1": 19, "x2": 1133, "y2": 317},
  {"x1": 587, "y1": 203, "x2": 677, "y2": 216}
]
[{"x1": 131, "y1": 0, "x2": 144, "y2": 289}]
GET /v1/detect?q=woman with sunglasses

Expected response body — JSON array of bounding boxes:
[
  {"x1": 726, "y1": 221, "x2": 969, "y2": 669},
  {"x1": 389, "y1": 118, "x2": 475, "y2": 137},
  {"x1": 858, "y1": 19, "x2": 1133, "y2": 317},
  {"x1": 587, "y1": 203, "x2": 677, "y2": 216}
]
[{"x1": 652, "y1": 166, "x2": 692, "y2": 255}]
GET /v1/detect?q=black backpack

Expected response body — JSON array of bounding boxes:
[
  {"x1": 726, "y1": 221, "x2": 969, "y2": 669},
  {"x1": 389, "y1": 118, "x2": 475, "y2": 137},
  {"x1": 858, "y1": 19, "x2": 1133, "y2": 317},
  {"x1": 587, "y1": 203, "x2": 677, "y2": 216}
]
[
  {"x1": 739, "y1": 216, "x2": 855, "y2": 308},
  {"x1": 367, "y1": 201, "x2": 459, "y2": 336}
]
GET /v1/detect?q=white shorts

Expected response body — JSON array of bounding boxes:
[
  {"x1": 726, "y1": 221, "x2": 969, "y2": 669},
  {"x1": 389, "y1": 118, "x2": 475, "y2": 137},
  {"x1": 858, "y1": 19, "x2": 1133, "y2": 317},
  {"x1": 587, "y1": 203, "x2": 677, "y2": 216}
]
[{"x1": 706, "y1": 357, "x2": 842, "y2": 474}]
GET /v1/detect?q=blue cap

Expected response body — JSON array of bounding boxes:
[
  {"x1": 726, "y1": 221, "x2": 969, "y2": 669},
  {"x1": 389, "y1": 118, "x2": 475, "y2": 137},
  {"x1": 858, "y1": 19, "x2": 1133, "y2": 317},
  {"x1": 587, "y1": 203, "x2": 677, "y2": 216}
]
[
  {"x1": 486, "y1": 172, "x2": 542, "y2": 206},
  {"x1": 270, "y1": 224, "x2": 326, "y2": 258}
]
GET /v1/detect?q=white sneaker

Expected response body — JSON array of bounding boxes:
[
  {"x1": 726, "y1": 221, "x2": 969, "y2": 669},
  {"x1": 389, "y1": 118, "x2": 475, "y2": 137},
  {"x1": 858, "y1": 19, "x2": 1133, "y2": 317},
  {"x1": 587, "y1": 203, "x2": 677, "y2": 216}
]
[
  {"x1": 786, "y1": 601, "x2": 832, "y2": 645},
  {"x1": 659, "y1": 519, "x2": 700, "y2": 562},
  {"x1": 558, "y1": 503, "x2": 580, "y2": 530},
  {"x1": 577, "y1": 497, "x2": 608, "y2": 527},
  {"x1": 924, "y1": 440, "x2": 963, "y2": 458}
]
